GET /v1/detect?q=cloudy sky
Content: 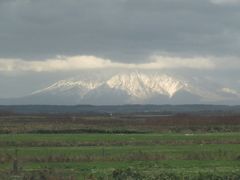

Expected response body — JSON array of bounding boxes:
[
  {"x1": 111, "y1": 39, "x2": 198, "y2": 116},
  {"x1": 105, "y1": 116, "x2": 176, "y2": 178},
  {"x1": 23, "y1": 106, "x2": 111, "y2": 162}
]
[{"x1": 0, "y1": 0, "x2": 240, "y2": 98}]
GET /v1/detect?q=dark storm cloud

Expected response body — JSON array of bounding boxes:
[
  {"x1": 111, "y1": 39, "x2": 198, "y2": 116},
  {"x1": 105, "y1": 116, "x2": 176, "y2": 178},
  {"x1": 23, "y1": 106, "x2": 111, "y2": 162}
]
[{"x1": 0, "y1": 0, "x2": 240, "y2": 62}]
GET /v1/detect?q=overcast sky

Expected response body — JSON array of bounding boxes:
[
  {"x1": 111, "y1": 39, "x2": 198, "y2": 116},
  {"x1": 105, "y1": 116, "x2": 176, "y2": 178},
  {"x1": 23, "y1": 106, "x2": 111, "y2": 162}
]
[{"x1": 0, "y1": 0, "x2": 240, "y2": 98}]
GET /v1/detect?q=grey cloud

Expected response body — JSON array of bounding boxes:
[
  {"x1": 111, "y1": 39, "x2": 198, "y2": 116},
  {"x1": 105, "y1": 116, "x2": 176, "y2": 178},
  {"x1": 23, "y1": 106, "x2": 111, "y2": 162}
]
[{"x1": 0, "y1": 0, "x2": 240, "y2": 62}]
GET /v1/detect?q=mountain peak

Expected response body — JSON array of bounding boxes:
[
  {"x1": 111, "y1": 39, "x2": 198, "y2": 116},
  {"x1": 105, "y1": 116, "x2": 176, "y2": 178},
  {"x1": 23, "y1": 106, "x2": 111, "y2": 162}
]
[
  {"x1": 106, "y1": 72, "x2": 186, "y2": 98},
  {"x1": 20, "y1": 70, "x2": 240, "y2": 105}
]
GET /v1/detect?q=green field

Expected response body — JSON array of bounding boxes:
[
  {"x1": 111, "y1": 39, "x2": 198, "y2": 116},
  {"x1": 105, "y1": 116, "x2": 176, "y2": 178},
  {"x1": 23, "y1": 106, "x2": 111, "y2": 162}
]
[
  {"x1": 0, "y1": 113, "x2": 240, "y2": 179},
  {"x1": 1, "y1": 132, "x2": 240, "y2": 179}
]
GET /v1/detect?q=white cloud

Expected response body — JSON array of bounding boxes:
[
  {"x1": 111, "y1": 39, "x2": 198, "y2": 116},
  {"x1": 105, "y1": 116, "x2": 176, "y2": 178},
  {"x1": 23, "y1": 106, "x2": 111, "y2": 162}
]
[
  {"x1": 0, "y1": 56, "x2": 116, "y2": 72},
  {"x1": 146, "y1": 55, "x2": 215, "y2": 69},
  {"x1": 0, "y1": 55, "x2": 217, "y2": 73},
  {"x1": 221, "y1": 88, "x2": 240, "y2": 96}
]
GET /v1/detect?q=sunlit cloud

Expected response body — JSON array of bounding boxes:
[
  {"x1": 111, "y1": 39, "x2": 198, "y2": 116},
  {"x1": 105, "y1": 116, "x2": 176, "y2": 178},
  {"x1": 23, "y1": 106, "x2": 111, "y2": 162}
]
[{"x1": 0, "y1": 55, "x2": 218, "y2": 73}]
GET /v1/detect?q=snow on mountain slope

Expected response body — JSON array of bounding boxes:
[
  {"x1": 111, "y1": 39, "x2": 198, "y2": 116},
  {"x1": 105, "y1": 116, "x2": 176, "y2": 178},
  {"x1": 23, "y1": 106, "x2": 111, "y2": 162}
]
[
  {"x1": 27, "y1": 71, "x2": 239, "y2": 105},
  {"x1": 33, "y1": 72, "x2": 188, "y2": 99},
  {"x1": 107, "y1": 72, "x2": 187, "y2": 98},
  {"x1": 32, "y1": 79, "x2": 103, "y2": 97}
]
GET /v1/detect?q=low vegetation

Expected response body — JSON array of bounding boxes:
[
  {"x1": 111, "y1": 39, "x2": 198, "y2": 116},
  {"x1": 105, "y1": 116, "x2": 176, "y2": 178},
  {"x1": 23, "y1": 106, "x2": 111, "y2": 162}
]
[{"x1": 0, "y1": 113, "x2": 239, "y2": 179}]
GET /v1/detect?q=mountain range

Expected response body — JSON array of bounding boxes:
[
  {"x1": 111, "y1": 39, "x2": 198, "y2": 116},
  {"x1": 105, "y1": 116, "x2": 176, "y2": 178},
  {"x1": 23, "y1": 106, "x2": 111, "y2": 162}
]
[{"x1": 1, "y1": 71, "x2": 240, "y2": 105}]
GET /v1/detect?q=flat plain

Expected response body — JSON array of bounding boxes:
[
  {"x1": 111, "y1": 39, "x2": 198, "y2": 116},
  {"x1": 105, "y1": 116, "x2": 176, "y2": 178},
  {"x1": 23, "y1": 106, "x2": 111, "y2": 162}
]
[{"x1": 0, "y1": 112, "x2": 240, "y2": 179}]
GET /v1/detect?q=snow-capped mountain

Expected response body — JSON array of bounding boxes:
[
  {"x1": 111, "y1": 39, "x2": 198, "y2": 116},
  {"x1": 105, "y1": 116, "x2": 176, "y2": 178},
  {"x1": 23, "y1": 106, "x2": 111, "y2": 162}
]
[
  {"x1": 16, "y1": 71, "x2": 238, "y2": 105},
  {"x1": 32, "y1": 79, "x2": 103, "y2": 98},
  {"x1": 106, "y1": 72, "x2": 186, "y2": 98}
]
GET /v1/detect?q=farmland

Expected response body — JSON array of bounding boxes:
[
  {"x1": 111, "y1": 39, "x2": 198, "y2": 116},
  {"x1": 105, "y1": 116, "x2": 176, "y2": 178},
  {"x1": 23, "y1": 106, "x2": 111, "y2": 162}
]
[{"x1": 0, "y1": 112, "x2": 240, "y2": 179}]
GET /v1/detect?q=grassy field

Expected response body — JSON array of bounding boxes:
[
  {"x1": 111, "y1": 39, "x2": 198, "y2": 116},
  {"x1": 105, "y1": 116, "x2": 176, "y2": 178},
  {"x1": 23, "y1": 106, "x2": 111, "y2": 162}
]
[
  {"x1": 0, "y1": 114, "x2": 240, "y2": 179},
  {"x1": 0, "y1": 133, "x2": 240, "y2": 179}
]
